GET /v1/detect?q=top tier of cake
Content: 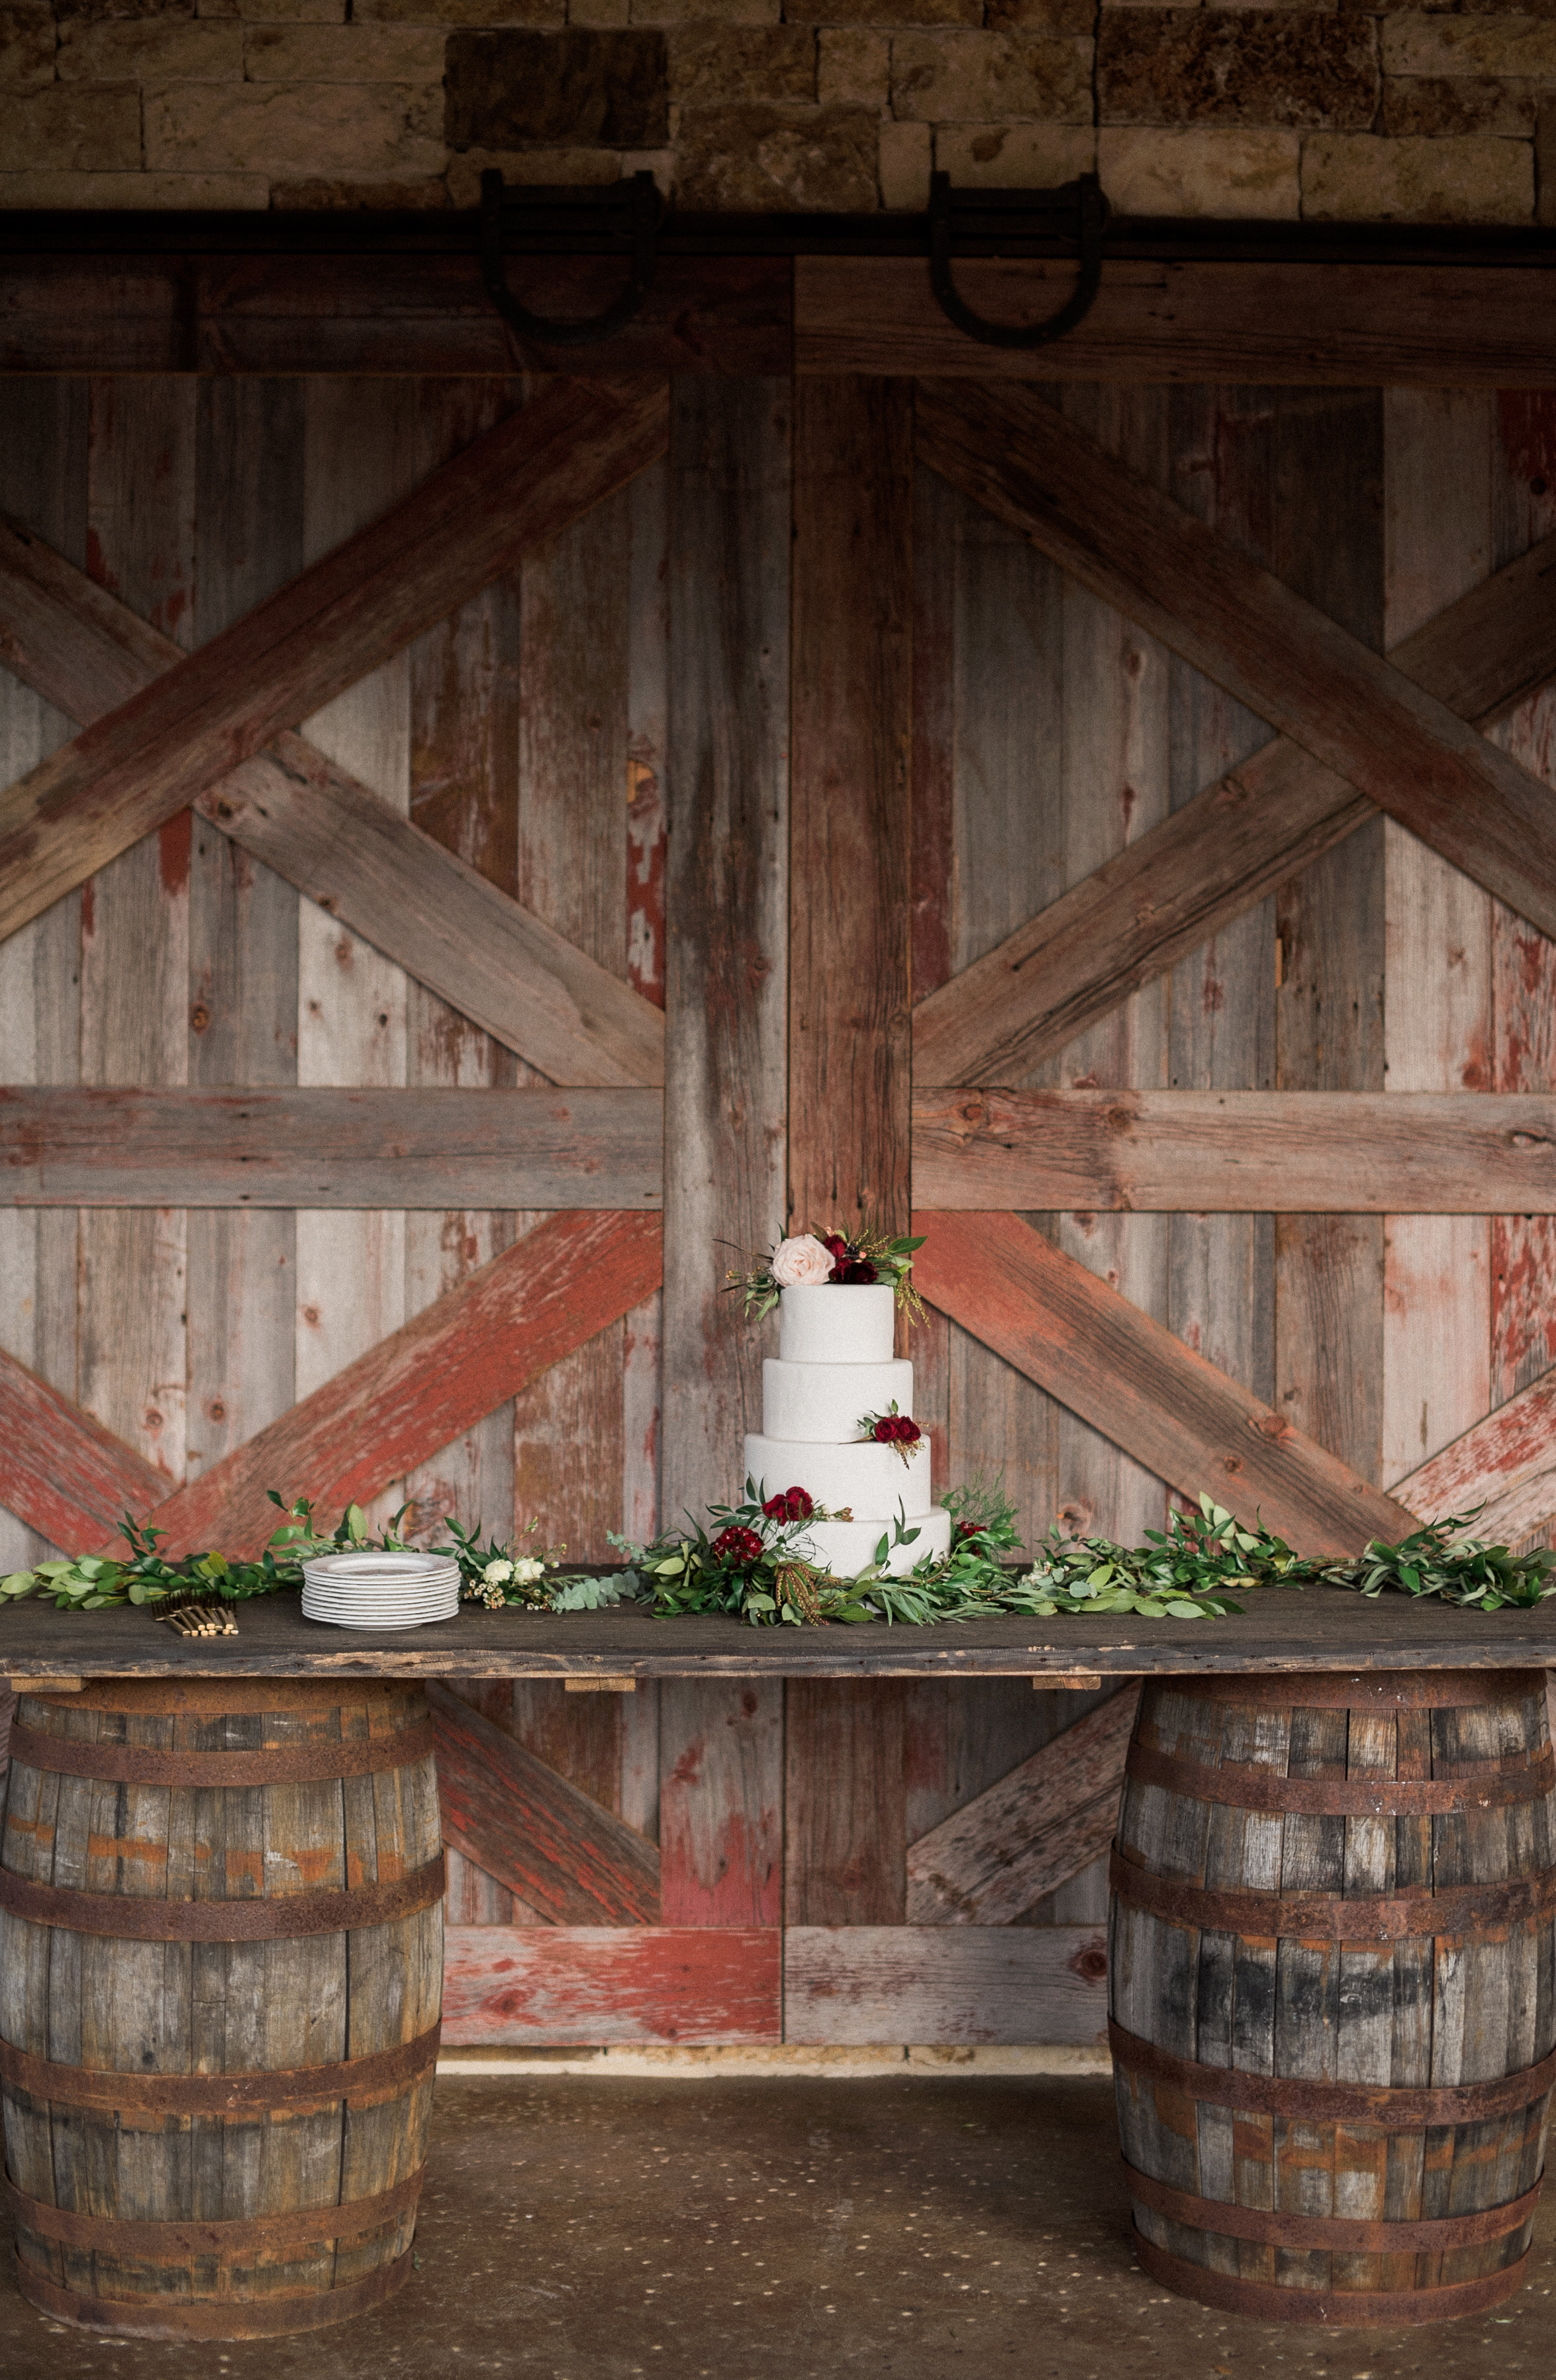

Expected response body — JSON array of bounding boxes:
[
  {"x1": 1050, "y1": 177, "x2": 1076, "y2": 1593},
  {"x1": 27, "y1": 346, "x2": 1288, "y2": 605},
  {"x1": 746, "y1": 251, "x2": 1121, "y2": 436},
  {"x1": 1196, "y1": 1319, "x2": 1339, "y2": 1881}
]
[{"x1": 776, "y1": 1283, "x2": 895, "y2": 1367}]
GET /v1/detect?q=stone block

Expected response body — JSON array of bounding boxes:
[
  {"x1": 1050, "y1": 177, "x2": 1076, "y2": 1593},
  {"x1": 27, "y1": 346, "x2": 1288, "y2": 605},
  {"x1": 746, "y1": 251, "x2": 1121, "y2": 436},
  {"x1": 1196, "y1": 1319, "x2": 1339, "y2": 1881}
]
[
  {"x1": 879, "y1": 115, "x2": 930, "y2": 205},
  {"x1": 1539, "y1": 102, "x2": 1556, "y2": 221},
  {"x1": 144, "y1": 78, "x2": 447, "y2": 175},
  {"x1": 54, "y1": 1, "x2": 195, "y2": 22},
  {"x1": 234, "y1": 1, "x2": 348, "y2": 18},
  {"x1": 0, "y1": 168, "x2": 270, "y2": 203},
  {"x1": 446, "y1": 29, "x2": 667, "y2": 148},
  {"x1": 1098, "y1": 123, "x2": 1298, "y2": 213},
  {"x1": 570, "y1": 0, "x2": 631, "y2": 25},
  {"x1": 271, "y1": 174, "x2": 449, "y2": 203},
  {"x1": 676, "y1": 101, "x2": 876, "y2": 207},
  {"x1": 357, "y1": 0, "x2": 559, "y2": 17},
  {"x1": 630, "y1": 0, "x2": 778, "y2": 21},
  {"x1": 669, "y1": 25, "x2": 814, "y2": 105},
  {"x1": 1099, "y1": 9, "x2": 1378, "y2": 128},
  {"x1": 244, "y1": 24, "x2": 446, "y2": 75},
  {"x1": 444, "y1": 142, "x2": 619, "y2": 203},
  {"x1": 788, "y1": 0, "x2": 979, "y2": 25},
  {"x1": 818, "y1": 28, "x2": 889, "y2": 110},
  {"x1": 891, "y1": 32, "x2": 1093, "y2": 124},
  {"x1": 1301, "y1": 130, "x2": 1533, "y2": 220},
  {"x1": 1381, "y1": 75, "x2": 1538, "y2": 137},
  {"x1": 1384, "y1": 15, "x2": 1556, "y2": 80},
  {"x1": 0, "y1": 85, "x2": 141, "y2": 171},
  {"x1": 619, "y1": 143, "x2": 673, "y2": 191},
  {"x1": 988, "y1": 0, "x2": 1093, "y2": 30},
  {"x1": 56, "y1": 20, "x2": 240, "y2": 75},
  {"x1": 0, "y1": 6, "x2": 54, "y2": 90},
  {"x1": 937, "y1": 121, "x2": 1095, "y2": 182}
]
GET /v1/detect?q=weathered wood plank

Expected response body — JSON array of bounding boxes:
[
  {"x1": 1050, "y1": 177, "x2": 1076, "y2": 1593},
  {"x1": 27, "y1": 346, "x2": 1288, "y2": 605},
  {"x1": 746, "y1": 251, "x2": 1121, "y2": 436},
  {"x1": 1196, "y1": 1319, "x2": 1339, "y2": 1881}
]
[
  {"x1": 782, "y1": 1924, "x2": 1110, "y2": 2046},
  {"x1": 661, "y1": 381, "x2": 790, "y2": 1520},
  {"x1": 76, "y1": 377, "x2": 194, "y2": 1502},
  {"x1": 784, "y1": 1679, "x2": 906, "y2": 1925},
  {"x1": 916, "y1": 1208, "x2": 1415, "y2": 1554},
  {"x1": 1269, "y1": 393, "x2": 1388, "y2": 1501},
  {"x1": 798, "y1": 258, "x2": 1556, "y2": 386},
  {"x1": 905, "y1": 1686, "x2": 1140, "y2": 1926},
  {"x1": 1382, "y1": 391, "x2": 1494, "y2": 1493},
  {"x1": 97, "y1": 1209, "x2": 663, "y2": 1560},
  {"x1": 510, "y1": 466, "x2": 637, "y2": 1562},
  {"x1": 915, "y1": 382, "x2": 1556, "y2": 949},
  {"x1": 0, "y1": 375, "x2": 669, "y2": 944},
  {"x1": 1395, "y1": 1362, "x2": 1556, "y2": 1544},
  {"x1": 0, "y1": 501, "x2": 665, "y2": 1089},
  {"x1": 428, "y1": 1681, "x2": 659, "y2": 1928},
  {"x1": 0, "y1": 377, "x2": 87, "y2": 1574},
  {"x1": 0, "y1": 250, "x2": 791, "y2": 380},
  {"x1": 657, "y1": 1679, "x2": 783, "y2": 1926},
  {"x1": 622, "y1": 454, "x2": 670, "y2": 1546},
  {"x1": 185, "y1": 377, "x2": 303, "y2": 1509},
  {"x1": 789, "y1": 377, "x2": 914, "y2": 1236},
  {"x1": 1, "y1": 1087, "x2": 665, "y2": 1208},
  {"x1": 910, "y1": 517, "x2": 1556, "y2": 1087},
  {"x1": 910, "y1": 1089, "x2": 1556, "y2": 1213},
  {"x1": 441, "y1": 1924, "x2": 782, "y2": 2046},
  {"x1": 0, "y1": 1344, "x2": 167, "y2": 1548}
]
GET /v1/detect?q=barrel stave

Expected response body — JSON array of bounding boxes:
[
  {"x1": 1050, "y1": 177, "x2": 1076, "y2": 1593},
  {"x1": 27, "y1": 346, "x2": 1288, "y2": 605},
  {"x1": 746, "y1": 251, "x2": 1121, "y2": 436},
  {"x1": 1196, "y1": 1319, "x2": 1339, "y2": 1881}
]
[
  {"x1": 0, "y1": 1681, "x2": 442, "y2": 2331},
  {"x1": 1111, "y1": 1672, "x2": 1556, "y2": 2321}
]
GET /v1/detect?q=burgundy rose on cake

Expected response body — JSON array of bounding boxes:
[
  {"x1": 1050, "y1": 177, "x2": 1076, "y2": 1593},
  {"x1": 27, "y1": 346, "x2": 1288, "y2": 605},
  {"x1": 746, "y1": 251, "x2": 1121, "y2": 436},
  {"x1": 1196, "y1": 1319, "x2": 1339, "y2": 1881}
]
[
  {"x1": 857, "y1": 1402, "x2": 924, "y2": 1466},
  {"x1": 762, "y1": 1485, "x2": 815, "y2": 1524},
  {"x1": 725, "y1": 1224, "x2": 926, "y2": 1322}
]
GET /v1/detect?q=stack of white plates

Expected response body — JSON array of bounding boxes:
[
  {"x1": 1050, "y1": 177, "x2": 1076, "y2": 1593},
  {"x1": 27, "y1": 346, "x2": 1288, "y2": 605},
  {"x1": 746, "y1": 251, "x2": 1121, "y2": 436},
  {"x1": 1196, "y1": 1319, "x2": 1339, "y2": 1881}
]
[{"x1": 301, "y1": 1550, "x2": 462, "y2": 1630}]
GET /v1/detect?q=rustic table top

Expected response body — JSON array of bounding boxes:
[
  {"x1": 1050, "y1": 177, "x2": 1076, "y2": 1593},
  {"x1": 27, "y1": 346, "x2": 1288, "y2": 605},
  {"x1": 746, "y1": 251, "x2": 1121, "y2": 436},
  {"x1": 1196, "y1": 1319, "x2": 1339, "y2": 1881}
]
[{"x1": 4, "y1": 1584, "x2": 1555, "y2": 1682}]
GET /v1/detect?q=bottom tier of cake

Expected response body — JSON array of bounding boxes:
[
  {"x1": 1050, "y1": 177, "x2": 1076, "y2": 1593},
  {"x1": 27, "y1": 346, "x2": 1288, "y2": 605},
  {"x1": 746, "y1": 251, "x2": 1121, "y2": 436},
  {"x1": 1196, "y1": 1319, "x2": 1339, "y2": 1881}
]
[{"x1": 795, "y1": 1505, "x2": 953, "y2": 1579}]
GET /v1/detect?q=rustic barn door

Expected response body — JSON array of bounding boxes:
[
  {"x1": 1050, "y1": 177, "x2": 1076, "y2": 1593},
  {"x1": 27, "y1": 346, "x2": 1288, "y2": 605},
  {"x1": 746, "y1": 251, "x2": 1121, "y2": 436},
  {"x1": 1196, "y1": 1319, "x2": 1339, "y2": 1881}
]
[{"x1": 3, "y1": 374, "x2": 1555, "y2": 2048}]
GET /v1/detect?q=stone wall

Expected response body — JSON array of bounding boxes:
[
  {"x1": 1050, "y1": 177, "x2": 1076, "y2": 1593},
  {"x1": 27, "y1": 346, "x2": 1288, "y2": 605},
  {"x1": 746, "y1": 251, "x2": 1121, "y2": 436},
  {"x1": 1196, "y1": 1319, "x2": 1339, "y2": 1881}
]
[{"x1": 3, "y1": 3, "x2": 1555, "y2": 223}]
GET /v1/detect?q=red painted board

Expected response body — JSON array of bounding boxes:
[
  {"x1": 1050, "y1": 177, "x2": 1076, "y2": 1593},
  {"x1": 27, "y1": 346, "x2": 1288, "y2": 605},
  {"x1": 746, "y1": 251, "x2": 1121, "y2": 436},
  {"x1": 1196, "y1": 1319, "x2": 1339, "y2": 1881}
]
[
  {"x1": 657, "y1": 1679, "x2": 783, "y2": 1926},
  {"x1": 0, "y1": 1345, "x2": 169, "y2": 1550},
  {"x1": 441, "y1": 1926, "x2": 783, "y2": 2046},
  {"x1": 97, "y1": 1208, "x2": 663, "y2": 1559}
]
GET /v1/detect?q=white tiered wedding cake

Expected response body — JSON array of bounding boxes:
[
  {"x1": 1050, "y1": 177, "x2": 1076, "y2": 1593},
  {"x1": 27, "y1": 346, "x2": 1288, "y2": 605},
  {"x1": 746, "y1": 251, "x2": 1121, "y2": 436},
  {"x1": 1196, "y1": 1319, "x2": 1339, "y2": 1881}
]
[{"x1": 744, "y1": 1283, "x2": 953, "y2": 1578}]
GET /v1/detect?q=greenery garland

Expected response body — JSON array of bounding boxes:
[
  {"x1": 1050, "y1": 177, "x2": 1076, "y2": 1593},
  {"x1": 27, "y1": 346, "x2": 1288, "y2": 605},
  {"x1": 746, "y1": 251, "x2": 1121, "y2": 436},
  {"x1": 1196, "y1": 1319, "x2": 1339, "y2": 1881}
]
[{"x1": 3, "y1": 1489, "x2": 1551, "y2": 1628}]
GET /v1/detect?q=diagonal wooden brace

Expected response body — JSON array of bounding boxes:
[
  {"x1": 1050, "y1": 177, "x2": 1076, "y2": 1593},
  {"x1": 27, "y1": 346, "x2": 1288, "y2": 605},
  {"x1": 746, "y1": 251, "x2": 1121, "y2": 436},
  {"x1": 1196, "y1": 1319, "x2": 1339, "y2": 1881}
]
[
  {"x1": 914, "y1": 384, "x2": 1556, "y2": 1083},
  {"x1": 0, "y1": 379, "x2": 669, "y2": 1091},
  {"x1": 915, "y1": 1208, "x2": 1416, "y2": 1555}
]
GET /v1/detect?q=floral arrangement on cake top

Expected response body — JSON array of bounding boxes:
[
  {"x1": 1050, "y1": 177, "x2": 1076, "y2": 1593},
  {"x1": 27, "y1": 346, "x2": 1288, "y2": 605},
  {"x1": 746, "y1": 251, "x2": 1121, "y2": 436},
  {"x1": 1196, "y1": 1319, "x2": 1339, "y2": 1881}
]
[{"x1": 727, "y1": 1225, "x2": 926, "y2": 1324}]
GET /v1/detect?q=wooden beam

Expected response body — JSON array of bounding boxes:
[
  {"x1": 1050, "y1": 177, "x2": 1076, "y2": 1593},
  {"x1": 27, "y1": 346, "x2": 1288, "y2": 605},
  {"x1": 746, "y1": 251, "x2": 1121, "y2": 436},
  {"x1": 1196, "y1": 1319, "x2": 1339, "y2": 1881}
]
[
  {"x1": 789, "y1": 377, "x2": 914, "y2": 1235},
  {"x1": 0, "y1": 511, "x2": 664, "y2": 1088},
  {"x1": 442, "y1": 1924, "x2": 782, "y2": 2047},
  {"x1": 97, "y1": 1209, "x2": 664, "y2": 1560},
  {"x1": 911, "y1": 535, "x2": 1556, "y2": 1091},
  {"x1": 0, "y1": 1346, "x2": 169, "y2": 1553},
  {"x1": 0, "y1": 377, "x2": 670, "y2": 951},
  {"x1": 915, "y1": 383, "x2": 1556, "y2": 946},
  {"x1": 428, "y1": 1681, "x2": 660, "y2": 1928},
  {"x1": 1, "y1": 1086, "x2": 663, "y2": 1209},
  {"x1": 905, "y1": 1688, "x2": 1139, "y2": 1926},
  {"x1": 911, "y1": 1089, "x2": 1556, "y2": 1213},
  {"x1": 783, "y1": 1924, "x2": 1109, "y2": 2046},
  {"x1": 914, "y1": 1209, "x2": 1416, "y2": 1555},
  {"x1": 797, "y1": 256, "x2": 1556, "y2": 387},
  {"x1": 1395, "y1": 1364, "x2": 1556, "y2": 1547},
  {"x1": 0, "y1": 250, "x2": 791, "y2": 379}
]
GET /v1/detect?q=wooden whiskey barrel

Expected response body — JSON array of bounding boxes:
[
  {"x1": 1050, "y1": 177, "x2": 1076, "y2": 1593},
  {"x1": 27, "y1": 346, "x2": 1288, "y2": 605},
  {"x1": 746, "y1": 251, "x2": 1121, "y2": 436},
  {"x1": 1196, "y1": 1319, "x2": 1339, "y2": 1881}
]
[
  {"x1": 0, "y1": 1677, "x2": 444, "y2": 2339},
  {"x1": 1108, "y1": 1668, "x2": 1556, "y2": 2327}
]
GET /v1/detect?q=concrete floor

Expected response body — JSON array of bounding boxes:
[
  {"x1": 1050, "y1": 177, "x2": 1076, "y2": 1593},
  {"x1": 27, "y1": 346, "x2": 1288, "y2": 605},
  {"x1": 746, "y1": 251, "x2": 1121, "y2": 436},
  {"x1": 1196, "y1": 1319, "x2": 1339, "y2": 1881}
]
[{"x1": 1, "y1": 2075, "x2": 1553, "y2": 2379}]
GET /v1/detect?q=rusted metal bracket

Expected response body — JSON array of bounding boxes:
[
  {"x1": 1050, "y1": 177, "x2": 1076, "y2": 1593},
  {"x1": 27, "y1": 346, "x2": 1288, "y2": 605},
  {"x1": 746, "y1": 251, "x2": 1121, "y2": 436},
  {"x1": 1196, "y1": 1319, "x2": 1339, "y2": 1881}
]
[
  {"x1": 928, "y1": 172, "x2": 1110, "y2": 349},
  {"x1": 479, "y1": 169, "x2": 663, "y2": 347}
]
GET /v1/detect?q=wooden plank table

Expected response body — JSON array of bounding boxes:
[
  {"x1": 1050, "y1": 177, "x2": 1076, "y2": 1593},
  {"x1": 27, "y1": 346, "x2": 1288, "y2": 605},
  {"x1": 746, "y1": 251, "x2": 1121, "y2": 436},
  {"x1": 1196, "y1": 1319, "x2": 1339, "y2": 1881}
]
[{"x1": 4, "y1": 1584, "x2": 1554, "y2": 1681}]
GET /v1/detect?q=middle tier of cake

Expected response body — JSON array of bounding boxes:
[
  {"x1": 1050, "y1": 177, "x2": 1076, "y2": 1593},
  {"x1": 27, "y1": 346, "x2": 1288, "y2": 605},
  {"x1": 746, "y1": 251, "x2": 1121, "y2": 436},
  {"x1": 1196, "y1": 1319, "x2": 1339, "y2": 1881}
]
[{"x1": 742, "y1": 1433, "x2": 934, "y2": 1516}]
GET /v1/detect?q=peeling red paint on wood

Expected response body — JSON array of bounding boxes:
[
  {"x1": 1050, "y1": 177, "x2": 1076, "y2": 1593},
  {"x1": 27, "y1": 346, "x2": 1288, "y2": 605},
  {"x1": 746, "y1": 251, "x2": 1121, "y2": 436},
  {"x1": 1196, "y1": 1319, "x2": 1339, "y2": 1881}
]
[
  {"x1": 0, "y1": 1344, "x2": 170, "y2": 1550},
  {"x1": 659, "y1": 1680, "x2": 783, "y2": 1927},
  {"x1": 97, "y1": 1208, "x2": 663, "y2": 1558},
  {"x1": 1398, "y1": 1361, "x2": 1556, "y2": 1545},
  {"x1": 441, "y1": 1926, "x2": 782, "y2": 2045}
]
